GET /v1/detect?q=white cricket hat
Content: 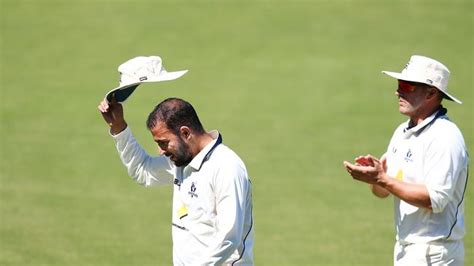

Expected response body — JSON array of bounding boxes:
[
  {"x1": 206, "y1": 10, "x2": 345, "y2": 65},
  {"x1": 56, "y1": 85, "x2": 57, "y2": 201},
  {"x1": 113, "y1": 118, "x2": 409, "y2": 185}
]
[
  {"x1": 105, "y1": 56, "x2": 188, "y2": 103},
  {"x1": 382, "y1": 55, "x2": 461, "y2": 104}
]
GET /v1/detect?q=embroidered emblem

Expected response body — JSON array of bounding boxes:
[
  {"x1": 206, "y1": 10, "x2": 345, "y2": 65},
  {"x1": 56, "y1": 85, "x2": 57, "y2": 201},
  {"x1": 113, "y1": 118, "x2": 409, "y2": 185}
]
[
  {"x1": 188, "y1": 182, "x2": 198, "y2": 198},
  {"x1": 404, "y1": 149, "x2": 413, "y2": 162},
  {"x1": 174, "y1": 178, "x2": 181, "y2": 187}
]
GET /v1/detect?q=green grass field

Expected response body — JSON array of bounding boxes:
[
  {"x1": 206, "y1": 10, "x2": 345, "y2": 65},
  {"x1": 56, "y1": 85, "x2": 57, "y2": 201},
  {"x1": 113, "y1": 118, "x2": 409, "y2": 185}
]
[{"x1": 1, "y1": 0, "x2": 472, "y2": 265}]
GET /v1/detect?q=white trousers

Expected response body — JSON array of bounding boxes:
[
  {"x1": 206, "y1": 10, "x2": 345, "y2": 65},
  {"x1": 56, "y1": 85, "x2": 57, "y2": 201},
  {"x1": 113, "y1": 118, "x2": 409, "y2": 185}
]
[{"x1": 394, "y1": 240, "x2": 464, "y2": 266}]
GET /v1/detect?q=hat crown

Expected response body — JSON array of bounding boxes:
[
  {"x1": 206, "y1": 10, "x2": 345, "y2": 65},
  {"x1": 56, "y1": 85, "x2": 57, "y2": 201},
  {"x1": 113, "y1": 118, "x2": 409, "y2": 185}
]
[
  {"x1": 105, "y1": 55, "x2": 188, "y2": 103},
  {"x1": 118, "y1": 56, "x2": 165, "y2": 86},
  {"x1": 401, "y1": 55, "x2": 450, "y2": 91}
]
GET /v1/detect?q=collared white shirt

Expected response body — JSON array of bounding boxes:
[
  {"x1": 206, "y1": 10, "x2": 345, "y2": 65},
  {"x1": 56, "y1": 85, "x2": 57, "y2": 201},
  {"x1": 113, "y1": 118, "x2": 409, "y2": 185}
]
[
  {"x1": 112, "y1": 127, "x2": 254, "y2": 265},
  {"x1": 385, "y1": 108, "x2": 469, "y2": 244}
]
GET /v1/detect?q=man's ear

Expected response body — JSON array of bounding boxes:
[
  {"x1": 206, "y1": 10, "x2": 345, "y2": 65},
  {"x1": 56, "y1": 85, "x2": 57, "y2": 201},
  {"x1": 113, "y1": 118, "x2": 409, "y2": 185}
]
[
  {"x1": 179, "y1": 126, "x2": 191, "y2": 139},
  {"x1": 426, "y1": 87, "x2": 439, "y2": 101}
]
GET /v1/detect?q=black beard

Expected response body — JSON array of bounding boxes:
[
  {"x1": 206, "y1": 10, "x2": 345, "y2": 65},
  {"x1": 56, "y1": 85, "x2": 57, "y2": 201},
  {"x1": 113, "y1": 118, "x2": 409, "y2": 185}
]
[{"x1": 172, "y1": 136, "x2": 193, "y2": 167}]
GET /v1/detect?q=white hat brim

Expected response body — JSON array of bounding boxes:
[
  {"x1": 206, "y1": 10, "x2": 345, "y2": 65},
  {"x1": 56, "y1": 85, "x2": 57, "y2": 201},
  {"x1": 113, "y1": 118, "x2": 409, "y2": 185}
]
[
  {"x1": 142, "y1": 70, "x2": 188, "y2": 83},
  {"x1": 382, "y1": 71, "x2": 427, "y2": 84},
  {"x1": 381, "y1": 71, "x2": 462, "y2": 104}
]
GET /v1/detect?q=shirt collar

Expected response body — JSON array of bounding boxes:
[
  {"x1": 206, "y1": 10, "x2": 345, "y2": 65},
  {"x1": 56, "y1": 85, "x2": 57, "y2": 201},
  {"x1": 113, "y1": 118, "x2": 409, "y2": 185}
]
[
  {"x1": 187, "y1": 130, "x2": 222, "y2": 171},
  {"x1": 403, "y1": 107, "x2": 447, "y2": 138}
]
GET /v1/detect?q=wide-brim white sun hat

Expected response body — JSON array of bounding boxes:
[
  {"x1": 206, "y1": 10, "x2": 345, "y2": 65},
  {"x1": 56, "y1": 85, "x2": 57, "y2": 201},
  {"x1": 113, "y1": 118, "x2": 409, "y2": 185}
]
[
  {"x1": 382, "y1": 55, "x2": 462, "y2": 104},
  {"x1": 105, "y1": 56, "x2": 188, "y2": 103}
]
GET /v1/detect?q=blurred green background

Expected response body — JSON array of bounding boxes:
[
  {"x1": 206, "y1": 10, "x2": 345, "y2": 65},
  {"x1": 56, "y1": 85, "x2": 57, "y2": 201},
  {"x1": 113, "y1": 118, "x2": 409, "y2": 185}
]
[{"x1": 1, "y1": 0, "x2": 472, "y2": 265}]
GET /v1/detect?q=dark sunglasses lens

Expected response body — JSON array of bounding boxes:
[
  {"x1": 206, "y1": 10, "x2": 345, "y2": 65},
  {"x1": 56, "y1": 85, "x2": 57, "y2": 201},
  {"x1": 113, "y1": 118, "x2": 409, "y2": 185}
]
[{"x1": 398, "y1": 81, "x2": 415, "y2": 93}]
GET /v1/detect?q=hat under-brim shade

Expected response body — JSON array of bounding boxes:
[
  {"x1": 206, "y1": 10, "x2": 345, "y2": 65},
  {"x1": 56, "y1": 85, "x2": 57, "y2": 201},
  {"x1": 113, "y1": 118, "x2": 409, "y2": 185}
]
[
  {"x1": 382, "y1": 71, "x2": 462, "y2": 104},
  {"x1": 105, "y1": 70, "x2": 188, "y2": 103},
  {"x1": 106, "y1": 83, "x2": 140, "y2": 103}
]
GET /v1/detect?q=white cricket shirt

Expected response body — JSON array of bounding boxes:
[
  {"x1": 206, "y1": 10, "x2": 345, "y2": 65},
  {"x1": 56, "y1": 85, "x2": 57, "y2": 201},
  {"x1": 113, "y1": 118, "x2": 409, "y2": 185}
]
[
  {"x1": 385, "y1": 108, "x2": 469, "y2": 244},
  {"x1": 112, "y1": 127, "x2": 254, "y2": 265}
]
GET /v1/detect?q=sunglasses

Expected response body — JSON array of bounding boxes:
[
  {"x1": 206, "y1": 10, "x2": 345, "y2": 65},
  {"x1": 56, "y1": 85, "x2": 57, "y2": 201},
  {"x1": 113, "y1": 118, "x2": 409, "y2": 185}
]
[{"x1": 397, "y1": 80, "x2": 418, "y2": 93}]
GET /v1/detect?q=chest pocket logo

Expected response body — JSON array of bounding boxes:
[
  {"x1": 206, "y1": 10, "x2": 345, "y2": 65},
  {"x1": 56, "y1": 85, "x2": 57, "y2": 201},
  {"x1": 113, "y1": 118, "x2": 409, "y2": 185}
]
[
  {"x1": 404, "y1": 149, "x2": 413, "y2": 163},
  {"x1": 188, "y1": 182, "x2": 198, "y2": 198}
]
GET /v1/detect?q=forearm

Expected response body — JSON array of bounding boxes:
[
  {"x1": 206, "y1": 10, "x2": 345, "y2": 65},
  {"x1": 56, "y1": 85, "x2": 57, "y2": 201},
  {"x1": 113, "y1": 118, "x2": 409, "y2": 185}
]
[
  {"x1": 110, "y1": 121, "x2": 127, "y2": 135},
  {"x1": 369, "y1": 184, "x2": 390, "y2": 198},
  {"x1": 112, "y1": 127, "x2": 173, "y2": 186},
  {"x1": 377, "y1": 174, "x2": 432, "y2": 210}
]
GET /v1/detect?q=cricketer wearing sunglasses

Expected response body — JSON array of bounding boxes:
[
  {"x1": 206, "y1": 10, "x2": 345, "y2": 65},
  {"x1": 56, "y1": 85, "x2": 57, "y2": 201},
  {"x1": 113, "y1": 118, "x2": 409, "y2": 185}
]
[{"x1": 344, "y1": 55, "x2": 468, "y2": 266}]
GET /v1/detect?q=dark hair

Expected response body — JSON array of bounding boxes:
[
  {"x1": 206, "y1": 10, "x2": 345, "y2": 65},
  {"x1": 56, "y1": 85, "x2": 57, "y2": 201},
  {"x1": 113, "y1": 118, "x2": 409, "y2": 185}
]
[{"x1": 146, "y1": 98, "x2": 205, "y2": 135}]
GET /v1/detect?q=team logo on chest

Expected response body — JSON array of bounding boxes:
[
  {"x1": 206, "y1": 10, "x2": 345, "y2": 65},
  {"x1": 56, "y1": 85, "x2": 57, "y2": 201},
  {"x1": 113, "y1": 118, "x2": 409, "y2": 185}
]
[
  {"x1": 404, "y1": 149, "x2": 413, "y2": 163},
  {"x1": 188, "y1": 182, "x2": 198, "y2": 198}
]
